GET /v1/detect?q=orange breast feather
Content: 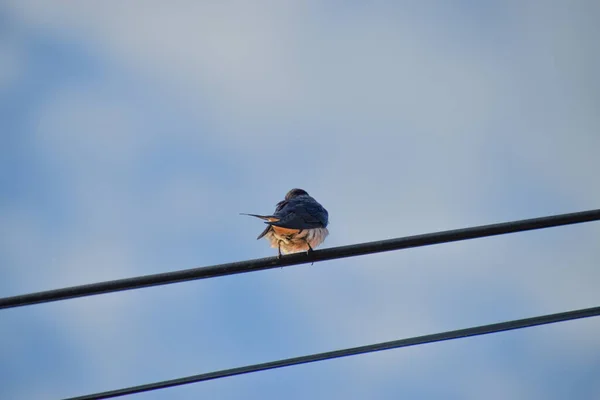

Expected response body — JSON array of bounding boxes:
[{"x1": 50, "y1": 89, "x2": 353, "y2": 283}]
[{"x1": 272, "y1": 226, "x2": 301, "y2": 236}]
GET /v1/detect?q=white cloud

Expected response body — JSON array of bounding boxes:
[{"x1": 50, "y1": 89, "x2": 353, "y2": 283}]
[{"x1": 0, "y1": 30, "x2": 24, "y2": 91}]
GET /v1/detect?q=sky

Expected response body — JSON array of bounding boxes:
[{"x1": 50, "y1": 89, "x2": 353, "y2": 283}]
[{"x1": 1, "y1": 1, "x2": 600, "y2": 399}]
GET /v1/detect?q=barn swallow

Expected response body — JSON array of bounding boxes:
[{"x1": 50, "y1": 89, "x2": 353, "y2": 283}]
[{"x1": 241, "y1": 188, "x2": 329, "y2": 257}]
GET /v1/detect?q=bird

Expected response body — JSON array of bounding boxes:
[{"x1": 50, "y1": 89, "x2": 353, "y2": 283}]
[{"x1": 241, "y1": 188, "x2": 329, "y2": 257}]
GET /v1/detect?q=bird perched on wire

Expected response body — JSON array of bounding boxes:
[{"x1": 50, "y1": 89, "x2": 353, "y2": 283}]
[{"x1": 241, "y1": 188, "x2": 329, "y2": 257}]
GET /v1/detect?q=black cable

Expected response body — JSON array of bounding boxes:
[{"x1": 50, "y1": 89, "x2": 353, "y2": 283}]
[
  {"x1": 63, "y1": 305, "x2": 600, "y2": 400},
  {"x1": 2, "y1": 208, "x2": 600, "y2": 310}
]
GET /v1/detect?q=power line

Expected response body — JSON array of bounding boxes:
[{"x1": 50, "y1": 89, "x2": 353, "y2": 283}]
[
  {"x1": 2, "y1": 208, "x2": 599, "y2": 310},
  {"x1": 64, "y1": 305, "x2": 600, "y2": 400}
]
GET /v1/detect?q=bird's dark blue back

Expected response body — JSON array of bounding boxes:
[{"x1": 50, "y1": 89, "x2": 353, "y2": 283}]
[{"x1": 271, "y1": 194, "x2": 329, "y2": 229}]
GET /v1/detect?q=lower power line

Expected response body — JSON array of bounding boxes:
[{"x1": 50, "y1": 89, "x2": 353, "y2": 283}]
[{"x1": 64, "y1": 305, "x2": 600, "y2": 400}]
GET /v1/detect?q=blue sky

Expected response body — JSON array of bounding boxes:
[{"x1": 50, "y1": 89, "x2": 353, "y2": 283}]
[{"x1": 1, "y1": 1, "x2": 600, "y2": 399}]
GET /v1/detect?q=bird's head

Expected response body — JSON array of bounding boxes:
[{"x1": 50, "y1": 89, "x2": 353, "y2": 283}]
[{"x1": 285, "y1": 188, "x2": 309, "y2": 200}]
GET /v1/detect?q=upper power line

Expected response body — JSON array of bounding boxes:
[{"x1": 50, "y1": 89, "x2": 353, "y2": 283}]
[{"x1": 2, "y1": 208, "x2": 599, "y2": 310}]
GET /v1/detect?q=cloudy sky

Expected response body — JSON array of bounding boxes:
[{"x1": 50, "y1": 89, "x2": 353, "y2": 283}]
[{"x1": 1, "y1": 1, "x2": 599, "y2": 399}]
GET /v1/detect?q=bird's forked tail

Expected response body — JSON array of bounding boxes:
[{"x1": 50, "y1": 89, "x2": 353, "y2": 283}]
[
  {"x1": 240, "y1": 213, "x2": 281, "y2": 240},
  {"x1": 239, "y1": 213, "x2": 280, "y2": 222}
]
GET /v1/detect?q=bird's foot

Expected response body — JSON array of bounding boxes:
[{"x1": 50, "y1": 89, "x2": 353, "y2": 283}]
[
  {"x1": 306, "y1": 243, "x2": 314, "y2": 255},
  {"x1": 307, "y1": 243, "x2": 314, "y2": 265}
]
